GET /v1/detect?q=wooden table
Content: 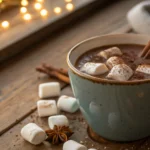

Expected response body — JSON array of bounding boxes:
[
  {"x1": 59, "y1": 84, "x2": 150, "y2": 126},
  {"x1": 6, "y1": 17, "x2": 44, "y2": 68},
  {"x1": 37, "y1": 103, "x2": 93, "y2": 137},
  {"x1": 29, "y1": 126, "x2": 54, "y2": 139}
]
[{"x1": 1, "y1": 0, "x2": 150, "y2": 149}]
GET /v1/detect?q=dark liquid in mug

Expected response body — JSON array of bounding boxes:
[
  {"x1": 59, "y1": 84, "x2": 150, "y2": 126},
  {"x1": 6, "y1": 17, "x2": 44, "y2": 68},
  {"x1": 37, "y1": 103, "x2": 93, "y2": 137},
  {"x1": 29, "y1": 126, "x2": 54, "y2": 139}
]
[{"x1": 75, "y1": 44, "x2": 150, "y2": 80}]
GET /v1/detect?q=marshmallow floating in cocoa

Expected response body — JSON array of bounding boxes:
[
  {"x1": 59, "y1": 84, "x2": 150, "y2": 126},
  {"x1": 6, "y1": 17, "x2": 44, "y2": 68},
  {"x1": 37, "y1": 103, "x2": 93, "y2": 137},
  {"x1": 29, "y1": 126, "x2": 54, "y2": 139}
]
[
  {"x1": 107, "y1": 64, "x2": 133, "y2": 81},
  {"x1": 97, "y1": 47, "x2": 122, "y2": 59},
  {"x1": 21, "y1": 123, "x2": 46, "y2": 145},
  {"x1": 136, "y1": 64, "x2": 150, "y2": 75},
  {"x1": 80, "y1": 62, "x2": 109, "y2": 75},
  {"x1": 39, "y1": 82, "x2": 60, "y2": 98},
  {"x1": 48, "y1": 115, "x2": 69, "y2": 129},
  {"x1": 63, "y1": 140, "x2": 87, "y2": 150},
  {"x1": 57, "y1": 95, "x2": 79, "y2": 113},
  {"x1": 106, "y1": 56, "x2": 124, "y2": 69},
  {"x1": 37, "y1": 100, "x2": 58, "y2": 117},
  {"x1": 127, "y1": 1, "x2": 150, "y2": 34}
]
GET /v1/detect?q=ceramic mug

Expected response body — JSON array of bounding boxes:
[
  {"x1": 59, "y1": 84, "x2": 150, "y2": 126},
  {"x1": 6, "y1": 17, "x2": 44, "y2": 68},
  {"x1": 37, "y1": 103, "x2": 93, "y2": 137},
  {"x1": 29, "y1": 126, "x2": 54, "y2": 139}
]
[{"x1": 67, "y1": 34, "x2": 150, "y2": 142}]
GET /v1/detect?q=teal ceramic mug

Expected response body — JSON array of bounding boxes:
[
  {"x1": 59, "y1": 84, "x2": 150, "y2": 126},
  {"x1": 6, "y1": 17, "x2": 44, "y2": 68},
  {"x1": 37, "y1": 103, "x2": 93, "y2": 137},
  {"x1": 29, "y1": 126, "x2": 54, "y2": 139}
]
[{"x1": 67, "y1": 34, "x2": 150, "y2": 142}]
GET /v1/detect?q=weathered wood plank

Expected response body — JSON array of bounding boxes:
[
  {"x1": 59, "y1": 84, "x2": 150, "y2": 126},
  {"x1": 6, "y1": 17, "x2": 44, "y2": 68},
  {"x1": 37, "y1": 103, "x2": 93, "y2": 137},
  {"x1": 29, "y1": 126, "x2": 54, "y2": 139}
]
[
  {"x1": 0, "y1": 76, "x2": 66, "y2": 135},
  {"x1": 0, "y1": 86, "x2": 148, "y2": 150}
]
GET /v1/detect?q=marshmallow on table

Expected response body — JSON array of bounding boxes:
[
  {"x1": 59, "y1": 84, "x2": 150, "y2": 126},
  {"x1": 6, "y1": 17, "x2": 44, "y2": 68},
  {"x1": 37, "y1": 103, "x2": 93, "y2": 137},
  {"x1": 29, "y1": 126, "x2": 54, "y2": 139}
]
[
  {"x1": 21, "y1": 123, "x2": 46, "y2": 145},
  {"x1": 80, "y1": 62, "x2": 109, "y2": 75},
  {"x1": 57, "y1": 95, "x2": 79, "y2": 113},
  {"x1": 136, "y1": 64, "x2": 150, "y2": 75},
  {"x1": 107, "y1": 64, "x2": 133, "y2": 81},
  {"x1": 37, "y1": 100, "x2": 58, "y2": 117},
  {"x1": 97, "y1": 47, "x2": 122, "y2": 59},
  {"x1": 106, "y1": 56, "x2": 124, "y2": 69},
  {"x1": 48, "y1": 115, "x2": 69, "y2": 129},
  {"x1": 39, "y1": 82, "x2": 60, "y2": 98},
  {"x1": 63, "y1": 140, "x2": 87, "y2": 150},
  {"x1": 127, "y1": 1, "x2": 150, "y2": 34}
]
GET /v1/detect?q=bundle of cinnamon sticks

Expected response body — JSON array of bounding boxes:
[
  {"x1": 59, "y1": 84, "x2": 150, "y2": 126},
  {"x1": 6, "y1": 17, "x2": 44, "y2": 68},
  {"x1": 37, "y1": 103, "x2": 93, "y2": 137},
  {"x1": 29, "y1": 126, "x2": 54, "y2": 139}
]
[{"x1": 36, "y1": 63, "x2": 70, "y2": 84}]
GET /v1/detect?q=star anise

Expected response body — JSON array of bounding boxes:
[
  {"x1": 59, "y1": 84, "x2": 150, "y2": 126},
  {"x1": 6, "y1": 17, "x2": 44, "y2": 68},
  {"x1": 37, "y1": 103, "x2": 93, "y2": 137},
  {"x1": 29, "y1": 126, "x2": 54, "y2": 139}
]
[{"x1": 45, "y1": 125, "x2": 74, "y2": 145}]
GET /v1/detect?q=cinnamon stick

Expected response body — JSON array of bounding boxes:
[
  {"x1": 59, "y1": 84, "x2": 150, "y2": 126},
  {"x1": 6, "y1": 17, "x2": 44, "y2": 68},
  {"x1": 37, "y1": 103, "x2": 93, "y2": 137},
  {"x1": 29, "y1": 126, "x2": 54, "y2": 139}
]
[
  {"x1": 36, "y1": 67, "x2": 70, "y2": 84},
  {"x1": 139, "y1": 41, "x2": 150, "y2": 58},
  {"x1": 42, "y1": 63, "x2": 68, "y2": 76},
  {"x1": 144, "y1": 49, "x2": 150, "y2": 59}
]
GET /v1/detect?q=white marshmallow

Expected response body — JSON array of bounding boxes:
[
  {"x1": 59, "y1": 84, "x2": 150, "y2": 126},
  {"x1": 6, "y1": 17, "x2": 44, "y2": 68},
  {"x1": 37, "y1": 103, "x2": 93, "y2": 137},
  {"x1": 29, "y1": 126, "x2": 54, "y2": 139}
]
[
  {"x1": 106, "y1": 56, "x2": 124, "y2": 69},
  {"x1": 39, "y1": 82, "x2": 60, "y2": 98},
  {"x1": 37, "y1": 100, "x2": 58, "y2": 117},
  {"x1": 98, "y1": 47, "x2": 122, "y2": 59},
  {"x1": 57, "y1": 95, "x2": 79, "y2": 113},
  {"x1": 63, "y1": 140, "x2": 87, "y2": 150},
  {"x1": 127, "y1": 1, "x2": 150, "y2": 34},
  {"x1": 21, "y1": 123, "x2": 46, "y2": 145},
  {"x1": 136, "y1": 64, "x2": 150, "y2": 75},
  {"x1": 107, "y1": 64, "x2": 133, "y2": 81},
  {"x1": 48, "y1": 115, "x2": 69, "y2": 129},
  {"x1": 80, "y1": 62, "x2": 109, "y2": 75}
]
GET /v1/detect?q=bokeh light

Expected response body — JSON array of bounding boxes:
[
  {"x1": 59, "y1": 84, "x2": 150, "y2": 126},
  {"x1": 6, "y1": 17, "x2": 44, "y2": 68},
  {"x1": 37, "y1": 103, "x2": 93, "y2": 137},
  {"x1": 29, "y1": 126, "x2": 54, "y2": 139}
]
[
  {"x1": 21, "y1": 0, "x2": 28, "y2": 6},
  {"x1": 20, "y1": 7, "x2": 27, "y2": 13},
  {"x1": 23, "y1": 13, "x2": 32, "y2": 21},
  {"x1": 66, "y1": 3, "x2": 74, "y2": 11},
  {"x1": 1, "y1": 21, "x2": 10, "y2": 29},
  {"x1": 54, "y1": 7, "x2": 62, "y2": 14},
  {"x1": 34, "y1": 3, "x2": 42, "y2": 10},
  {"x1": 40, "y1": 9, "x2": 48, "y2": 17}
]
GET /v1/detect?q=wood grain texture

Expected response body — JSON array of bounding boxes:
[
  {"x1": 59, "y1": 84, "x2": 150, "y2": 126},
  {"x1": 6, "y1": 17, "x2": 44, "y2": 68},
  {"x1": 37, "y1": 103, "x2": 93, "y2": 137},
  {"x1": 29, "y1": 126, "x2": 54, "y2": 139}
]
[
  {"x1": 0, "y1": 76, "x2": 66, "y2": 135},
  {"x1": 0, "y1": 86, "x2": 148, "y2": 150}
]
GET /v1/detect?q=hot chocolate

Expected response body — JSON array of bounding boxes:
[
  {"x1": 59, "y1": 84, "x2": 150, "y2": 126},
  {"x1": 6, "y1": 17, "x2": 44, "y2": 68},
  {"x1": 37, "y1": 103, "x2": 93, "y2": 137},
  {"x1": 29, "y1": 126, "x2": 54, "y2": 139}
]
[{"x1": 75, "y1": 44, "x2": 150, "y2": 81}]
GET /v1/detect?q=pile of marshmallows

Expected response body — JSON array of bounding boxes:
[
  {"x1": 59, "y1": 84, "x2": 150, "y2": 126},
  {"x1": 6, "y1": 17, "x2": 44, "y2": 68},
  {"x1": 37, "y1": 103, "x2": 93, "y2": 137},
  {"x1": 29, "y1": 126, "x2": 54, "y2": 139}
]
[
  {"x1": 21, "y1": 82, "x2": 96, "y2": 150},
  {"x1": 81, "y1": 47, "x2": 150, "y2": 81}
]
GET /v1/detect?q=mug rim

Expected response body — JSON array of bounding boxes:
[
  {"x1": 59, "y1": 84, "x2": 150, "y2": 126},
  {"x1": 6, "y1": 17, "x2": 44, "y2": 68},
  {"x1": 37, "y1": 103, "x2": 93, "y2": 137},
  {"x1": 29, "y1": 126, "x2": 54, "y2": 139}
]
[{"x1": 67, "y1": 34, "x2": 150, "y2": 85}]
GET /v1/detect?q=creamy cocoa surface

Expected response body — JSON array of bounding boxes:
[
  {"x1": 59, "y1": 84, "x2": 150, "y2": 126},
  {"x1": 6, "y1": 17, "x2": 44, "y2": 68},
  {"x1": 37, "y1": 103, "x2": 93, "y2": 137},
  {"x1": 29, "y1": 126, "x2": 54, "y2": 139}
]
[{"x1": 75, "y1": 44, "x2": 150, "y2": 80}]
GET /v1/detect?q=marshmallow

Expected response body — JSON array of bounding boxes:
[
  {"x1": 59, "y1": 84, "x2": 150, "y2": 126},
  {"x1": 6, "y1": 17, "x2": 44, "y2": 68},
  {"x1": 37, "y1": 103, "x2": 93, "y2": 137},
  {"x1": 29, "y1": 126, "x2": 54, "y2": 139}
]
[
  {"x1": 57, "y1": 95, "x2": 79, "y2": 113},
  {"x1": 127, "y1": 1, "x2": 150, "y2": 34},
  {"x1": 136, "y1": 64, "x2": 150, "y2": 75},
  {"x1": 80, "y1": 62, "x2": 109, "y2": 75},
  {"x1": 37, "y1": 100, "x2": 58, "y2": 117},
  {"x1": 63, "y1": 140, "x2": 87, "y2": 150},
  {"x1": 107, "y1": 64, "x2": 133, "y2": 81},
  {"x1": 21, "y1": 123, "x2": 46, "y2": 145},
  {"x1": 48, "y1": 115, "x2": 69, "y2": 129},
  {"x1": 106, "y1": 56, "x2": 124, "y2": 69},
  {"x1": 97, "y1": 47, "x2": 122, "y2": 59},
  {"x1": 39, "y1": 82, "x2": 60, "y2": 98}
]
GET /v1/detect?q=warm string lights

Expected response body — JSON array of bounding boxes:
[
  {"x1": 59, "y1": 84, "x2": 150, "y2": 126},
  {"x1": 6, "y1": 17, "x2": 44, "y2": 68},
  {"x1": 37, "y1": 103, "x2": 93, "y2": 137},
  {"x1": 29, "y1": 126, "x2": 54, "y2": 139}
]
[
  {"x1": 66, "y1": 3, "x2": 74, "y2": 11},
  {"x1": 20, "y1": 7, "x2": 27, "y2": 13},
  {"x1": 40, "y1": 9, "x2": 48, "y2": 17},
  {"x1": 0, "y1": 0, "x2": 75, "y2": 30},
  {"x1": 65, "y1": 0, "x2": 72, "y2": 2},
  {"x1": 54, "y1": 7, "x2": 62, "y2": 14},
  {"x1": 23, "y1": 13, "x2": 32, "y2": 21},
  {"x1": 34, "y1": 2, "x2": 42, "y2": 10},
  {"x1": 1, "y1": 21, "x2": 9, "y2": 29},
  {"x1": 36, "y1": 0, "x2": 44, "y2": 2},
  {"x1": 21, "y1": 0, "x2": 28, "y2": 6}
]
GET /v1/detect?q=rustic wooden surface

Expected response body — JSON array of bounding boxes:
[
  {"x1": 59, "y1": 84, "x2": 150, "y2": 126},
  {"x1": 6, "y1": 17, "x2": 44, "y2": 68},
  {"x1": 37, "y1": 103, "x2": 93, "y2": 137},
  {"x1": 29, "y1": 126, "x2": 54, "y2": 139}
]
[{"x1": 1, "y1": 0, "x2": 150, "y2": 149}]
